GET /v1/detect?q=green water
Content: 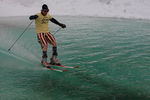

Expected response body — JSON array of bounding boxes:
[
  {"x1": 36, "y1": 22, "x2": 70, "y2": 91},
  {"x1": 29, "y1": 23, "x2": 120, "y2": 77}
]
[{"x1": 0, "y1": 16, "x2": 150, "y2": 100}]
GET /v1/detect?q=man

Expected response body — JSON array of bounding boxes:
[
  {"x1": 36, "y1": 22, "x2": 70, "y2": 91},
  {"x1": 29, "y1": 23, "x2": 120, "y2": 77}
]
[{"x1": 29, "y1": 4, "x2": 66, "y2": 67}]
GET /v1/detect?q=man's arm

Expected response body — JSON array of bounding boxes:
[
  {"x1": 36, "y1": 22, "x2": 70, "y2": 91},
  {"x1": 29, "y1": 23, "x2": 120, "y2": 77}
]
[
  {"x1": 29, "y1": 15, "x2": 38, "y2": 20},
  {"x1": 50, "y1": 18, "x2": 66, "y2": 28}
]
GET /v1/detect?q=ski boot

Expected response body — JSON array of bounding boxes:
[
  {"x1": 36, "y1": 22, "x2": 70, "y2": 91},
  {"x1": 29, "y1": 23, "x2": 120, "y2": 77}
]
[
  {"x1": 41, "y1": 58, "x2": 51, "y2": 68},
  {"x1": 50, "y1": 56, "x2": 61, "y2": 65}
]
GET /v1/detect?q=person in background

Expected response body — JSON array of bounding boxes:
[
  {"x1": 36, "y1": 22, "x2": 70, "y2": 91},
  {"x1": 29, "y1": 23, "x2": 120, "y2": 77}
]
[{"x1": 29, "y1": 4, "x2": 66, "y2": 67}]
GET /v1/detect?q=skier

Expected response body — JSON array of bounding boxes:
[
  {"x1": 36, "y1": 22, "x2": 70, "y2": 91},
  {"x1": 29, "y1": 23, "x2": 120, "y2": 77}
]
[{"x1": 29, "y1": 4, "x2": 66, "y2": 67}]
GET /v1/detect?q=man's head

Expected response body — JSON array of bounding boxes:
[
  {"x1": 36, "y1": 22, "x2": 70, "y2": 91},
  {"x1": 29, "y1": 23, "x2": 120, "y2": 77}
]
[{"x1": 41, "y1": 4, "x2": 49, "y2": 16}]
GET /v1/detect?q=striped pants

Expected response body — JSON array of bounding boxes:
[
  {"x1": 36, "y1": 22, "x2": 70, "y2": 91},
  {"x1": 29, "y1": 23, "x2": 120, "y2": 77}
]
[{"x1": 37, "y1": 32, "x2": 57, "y2": 51}]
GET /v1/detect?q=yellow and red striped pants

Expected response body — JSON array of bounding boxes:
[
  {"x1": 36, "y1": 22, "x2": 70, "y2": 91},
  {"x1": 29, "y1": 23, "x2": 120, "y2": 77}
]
[{"x1": 37, "y1": 32, "x2": 57, "y2": 51}]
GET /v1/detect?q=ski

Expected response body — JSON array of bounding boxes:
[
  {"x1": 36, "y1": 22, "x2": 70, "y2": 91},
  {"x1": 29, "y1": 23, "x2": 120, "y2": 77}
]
[
  {"x1": 46, "y1": 67, "x2": 68, "y2": 72},
  {"x1": 53, "y1": 64, "x2": 80, "y2": 69},
  {"x1": 41, "y1": 63, "x2": 79, "y2": 72},
  {"x1": 41, "y1": 63, "x2": 68, "y2": 72}
]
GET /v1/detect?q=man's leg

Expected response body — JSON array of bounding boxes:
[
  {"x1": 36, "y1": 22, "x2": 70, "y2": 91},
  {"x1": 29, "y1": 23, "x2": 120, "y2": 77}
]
[
  {"x1": 37, "y1": 33, "x2": 50, "y2": 67},
  {"x1": 46, "y1": 32, "x2": 61, "y2": 65}
]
